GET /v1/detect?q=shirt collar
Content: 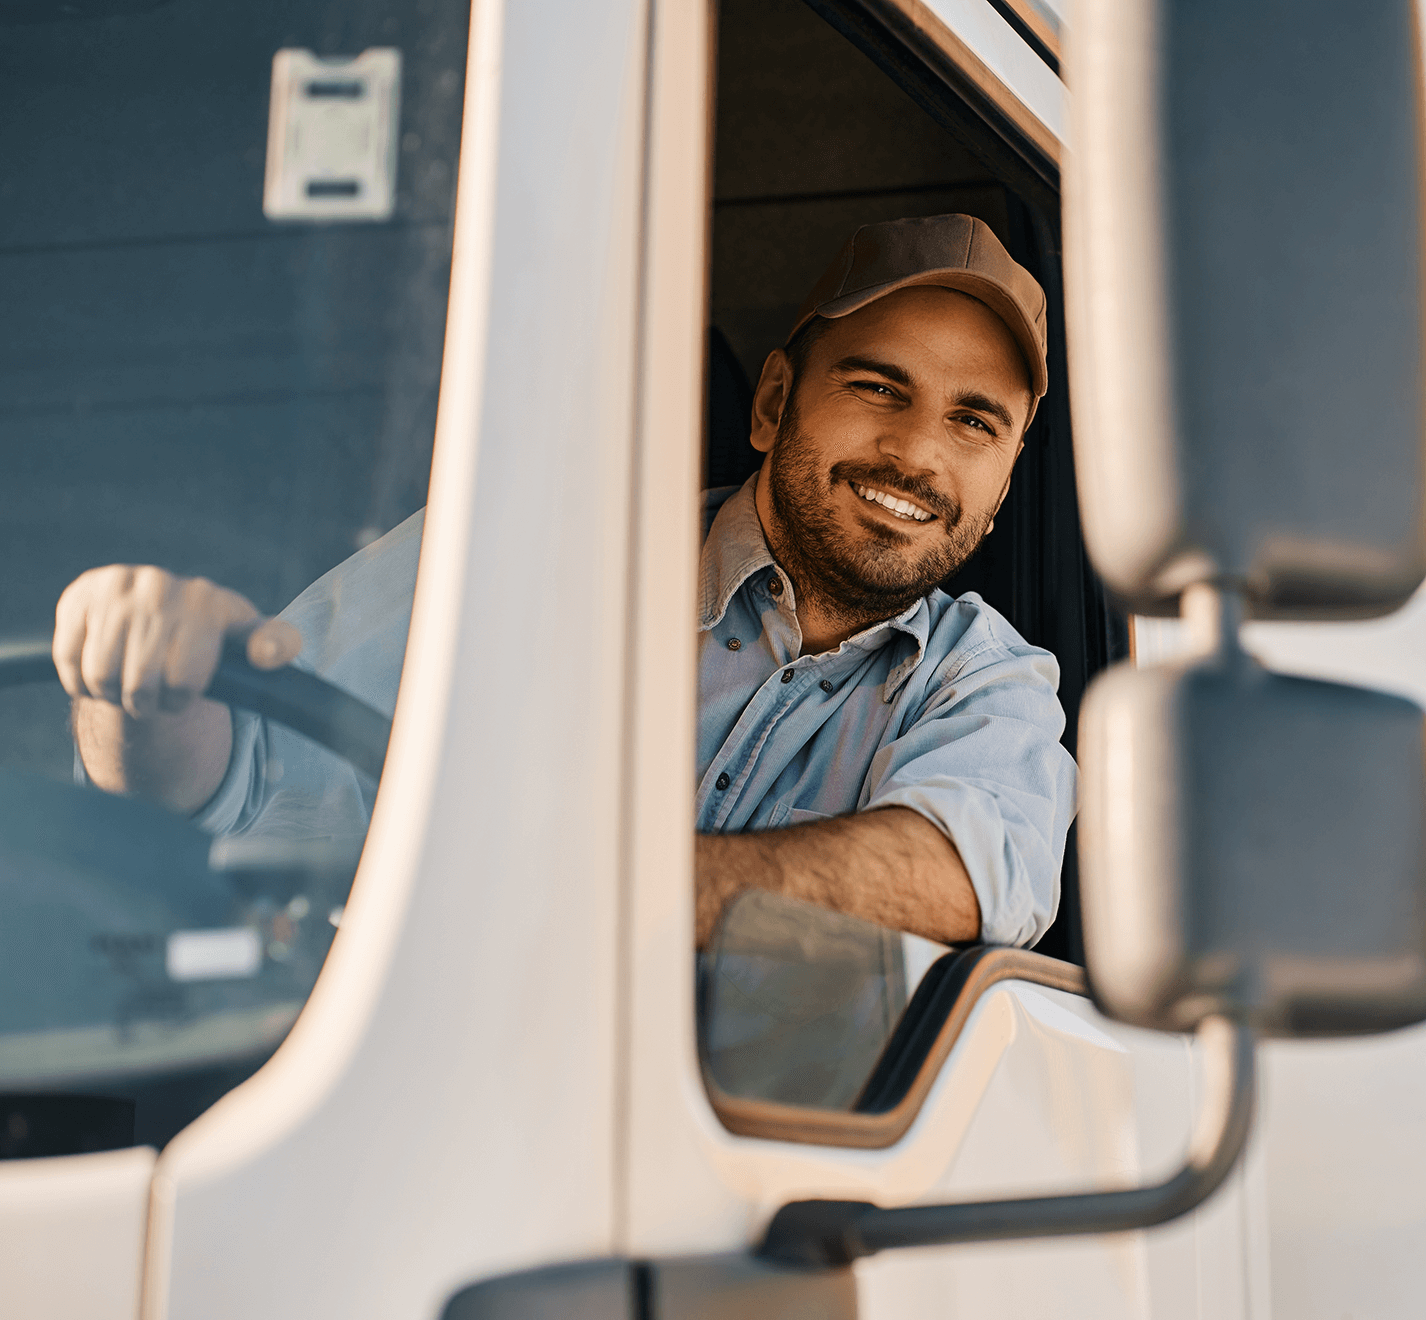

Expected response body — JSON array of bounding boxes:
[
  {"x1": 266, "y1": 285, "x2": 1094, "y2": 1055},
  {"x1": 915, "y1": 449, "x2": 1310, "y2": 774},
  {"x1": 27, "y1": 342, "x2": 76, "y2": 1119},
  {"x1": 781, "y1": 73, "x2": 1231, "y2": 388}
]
[
  {"x1": 698, "y1": 476, "x2": 777, "y2": 630},
  {"x1": 697, "y1": 475, "x2": 935, "y2": 700},
  {"x1": 879, "y1": 601, "x2": 931, "y2": 701}
]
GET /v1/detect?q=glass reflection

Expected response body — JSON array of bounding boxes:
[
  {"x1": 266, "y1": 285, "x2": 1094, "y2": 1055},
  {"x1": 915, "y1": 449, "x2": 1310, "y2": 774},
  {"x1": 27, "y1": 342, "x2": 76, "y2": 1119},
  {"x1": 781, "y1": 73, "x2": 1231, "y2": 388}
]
[{"x1": 700, "y1": 890, "x2": 948, "y2": 1110}]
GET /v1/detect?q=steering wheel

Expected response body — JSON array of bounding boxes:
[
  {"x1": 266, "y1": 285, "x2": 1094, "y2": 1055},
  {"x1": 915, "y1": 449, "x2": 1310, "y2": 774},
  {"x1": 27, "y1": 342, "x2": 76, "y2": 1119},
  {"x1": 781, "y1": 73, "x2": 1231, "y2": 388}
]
[
  {"x1": 0, "y1": 636, "x2": 390, "y2": 779},
  {"x1": 0, "y1": 635, "x2": 394, "y2": 1130}
]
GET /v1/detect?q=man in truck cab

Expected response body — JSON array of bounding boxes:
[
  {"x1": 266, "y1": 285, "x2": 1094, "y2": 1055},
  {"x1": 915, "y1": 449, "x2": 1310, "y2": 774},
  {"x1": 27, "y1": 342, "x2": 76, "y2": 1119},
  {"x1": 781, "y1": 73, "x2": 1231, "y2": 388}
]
[{"x1": 53, "y1": 214, "x2": 1076, "y2": 952}]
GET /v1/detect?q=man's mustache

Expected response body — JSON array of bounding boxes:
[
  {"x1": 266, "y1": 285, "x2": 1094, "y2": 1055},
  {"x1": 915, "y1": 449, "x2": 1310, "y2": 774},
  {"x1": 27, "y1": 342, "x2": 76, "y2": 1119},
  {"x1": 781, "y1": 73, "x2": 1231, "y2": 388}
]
[{"x1": 828, "y1": 460, "x2": 962, "y2": 527}]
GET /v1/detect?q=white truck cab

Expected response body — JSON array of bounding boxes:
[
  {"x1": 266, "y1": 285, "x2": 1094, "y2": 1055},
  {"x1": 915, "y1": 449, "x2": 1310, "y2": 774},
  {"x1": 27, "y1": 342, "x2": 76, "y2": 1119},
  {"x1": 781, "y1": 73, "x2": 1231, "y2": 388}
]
[{"x1": 3, "y1": 1, "x2": 1426, "y2": 1317}]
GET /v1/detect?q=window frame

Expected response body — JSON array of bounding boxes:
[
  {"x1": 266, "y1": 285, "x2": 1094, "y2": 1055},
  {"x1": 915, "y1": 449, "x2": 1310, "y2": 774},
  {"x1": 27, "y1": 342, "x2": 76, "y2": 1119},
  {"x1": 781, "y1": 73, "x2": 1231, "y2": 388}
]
[{"x1": 987, "y1": 0, "x2": 1063, "y2": 71}]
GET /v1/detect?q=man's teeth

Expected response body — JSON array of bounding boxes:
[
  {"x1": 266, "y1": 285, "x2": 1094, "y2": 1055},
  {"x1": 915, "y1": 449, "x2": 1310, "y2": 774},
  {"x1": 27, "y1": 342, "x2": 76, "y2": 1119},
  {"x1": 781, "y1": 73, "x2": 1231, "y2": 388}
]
[{"x1": 853, "y1": 483, "x2": 934, "y2": 522}]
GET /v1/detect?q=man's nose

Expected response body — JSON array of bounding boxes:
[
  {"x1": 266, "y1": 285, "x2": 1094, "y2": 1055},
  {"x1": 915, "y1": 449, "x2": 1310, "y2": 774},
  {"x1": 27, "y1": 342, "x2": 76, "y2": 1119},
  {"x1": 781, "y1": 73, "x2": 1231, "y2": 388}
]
[{"x1": 875, "y1": 405, "x2": 944, "y2": 474}]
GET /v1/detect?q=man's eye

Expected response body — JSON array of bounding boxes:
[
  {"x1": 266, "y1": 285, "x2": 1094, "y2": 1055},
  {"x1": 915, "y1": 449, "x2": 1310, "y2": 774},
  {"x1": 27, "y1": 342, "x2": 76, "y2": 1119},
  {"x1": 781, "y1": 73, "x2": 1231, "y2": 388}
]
[
  {"x1": 852, "y1": 380, "x2": 897, "y2": 398},
  {"x1": 955, "y1": 413, "x2": 994, "y2": 435}
]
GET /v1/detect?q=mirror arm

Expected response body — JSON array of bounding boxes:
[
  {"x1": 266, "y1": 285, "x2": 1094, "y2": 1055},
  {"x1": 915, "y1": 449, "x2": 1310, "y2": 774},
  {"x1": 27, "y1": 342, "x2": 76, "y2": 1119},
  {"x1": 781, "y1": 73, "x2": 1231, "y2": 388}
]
[{"x1": 757, "y1": 1016, "x2": 1255, "y2": 1267}]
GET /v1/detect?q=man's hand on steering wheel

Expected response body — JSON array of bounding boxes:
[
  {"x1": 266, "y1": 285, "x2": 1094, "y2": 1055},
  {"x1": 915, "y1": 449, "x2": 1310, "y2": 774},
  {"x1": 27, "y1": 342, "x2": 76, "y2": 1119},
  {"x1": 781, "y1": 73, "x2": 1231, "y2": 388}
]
[
  {"x1": 54, "y1": 566, "x2": 303, "y2": 813},
  {"x1": 54, "y1": 565, "x2": 301, "y2": 719}
]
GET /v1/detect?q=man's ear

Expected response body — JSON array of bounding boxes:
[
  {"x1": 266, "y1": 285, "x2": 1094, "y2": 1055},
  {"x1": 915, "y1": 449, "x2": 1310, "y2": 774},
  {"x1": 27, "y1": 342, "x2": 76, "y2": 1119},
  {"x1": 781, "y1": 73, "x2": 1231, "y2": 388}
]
[
  {"x1": 749, "y1": 349, "x2": 794, "y2": 454},
  {"x1": 990, "y1": 447, "x2": 1023, "y2": 521},
  {"x1": 986, "y1": 407, "x2": 1031, "y2": 534}
]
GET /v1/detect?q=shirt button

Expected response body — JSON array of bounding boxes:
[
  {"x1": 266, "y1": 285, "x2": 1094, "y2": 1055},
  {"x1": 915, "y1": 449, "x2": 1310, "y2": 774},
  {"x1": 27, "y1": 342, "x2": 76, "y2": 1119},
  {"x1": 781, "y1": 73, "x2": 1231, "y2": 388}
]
[
  {"x1": 768, "y1": 575, "x2": 783, "y2": 597},
  {"x1": 781, "y1": 669, "x2": 794, "y2": 684},
  {"x1": 715, "y1": 772, "x2": 731, "y2": 790},
  {"x1": 726, "y1": 637, "x2": 741, "y2": 651},
  {"x1": 820, "y1": 679, "x2": 834, "y2": 693}
]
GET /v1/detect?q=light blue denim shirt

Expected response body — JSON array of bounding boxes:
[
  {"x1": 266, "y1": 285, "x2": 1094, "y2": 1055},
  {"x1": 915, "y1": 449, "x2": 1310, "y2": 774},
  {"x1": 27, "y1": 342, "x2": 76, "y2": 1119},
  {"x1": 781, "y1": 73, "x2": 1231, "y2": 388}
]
[
  {"x1": 187, "y1": 480, "x2": 1075, "y2": 946},
  {"x1": 190, "y1": 509, "x2": 423, "y2": 849},
  {"x1": 697, "y1": 479, "x2": 1077, "y2": 947}
]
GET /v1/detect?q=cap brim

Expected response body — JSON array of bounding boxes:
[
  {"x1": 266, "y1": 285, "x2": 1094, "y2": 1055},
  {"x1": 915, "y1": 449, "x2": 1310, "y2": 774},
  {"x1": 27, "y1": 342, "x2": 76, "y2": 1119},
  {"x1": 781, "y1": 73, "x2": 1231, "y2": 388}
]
[{"x1": 791, "y1": 268, "x2": 1048, "y2": 401}]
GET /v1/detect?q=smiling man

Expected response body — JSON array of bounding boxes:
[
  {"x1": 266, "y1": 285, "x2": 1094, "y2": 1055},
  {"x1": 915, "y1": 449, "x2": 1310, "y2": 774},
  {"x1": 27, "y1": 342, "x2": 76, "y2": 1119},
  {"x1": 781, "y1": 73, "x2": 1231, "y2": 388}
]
[
  {"x1": 53, "y1": 213, "x2": 1074, "y2": 954},
  {"x1": 693, "y1": 214, "x2": 1075, "y2": 949}
]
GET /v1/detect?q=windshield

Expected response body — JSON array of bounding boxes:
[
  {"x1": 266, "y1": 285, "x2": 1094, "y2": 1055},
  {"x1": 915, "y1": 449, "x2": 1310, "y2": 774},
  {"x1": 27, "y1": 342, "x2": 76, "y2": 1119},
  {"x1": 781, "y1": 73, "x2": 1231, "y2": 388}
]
[{"x1": 0, "y1": 0, "x2": 468, "y2": 1158}]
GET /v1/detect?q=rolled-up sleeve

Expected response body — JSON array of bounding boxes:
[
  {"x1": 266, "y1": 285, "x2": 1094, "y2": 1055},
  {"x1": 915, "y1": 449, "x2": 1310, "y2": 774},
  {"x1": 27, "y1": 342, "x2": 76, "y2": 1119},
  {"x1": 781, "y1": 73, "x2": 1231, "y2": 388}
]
[
  {"x1": 191, "y1": 708, "x2": 269, "y2": 836},
  {"x1": 74, "y1": 702, "x2": 270, "y2": 836},
  {"x1": 864, "y1": 642, "x2": 1078, "y2": 947},
  {"x1": 192, "y1": 508, "x2": 421, "y2": 840}
]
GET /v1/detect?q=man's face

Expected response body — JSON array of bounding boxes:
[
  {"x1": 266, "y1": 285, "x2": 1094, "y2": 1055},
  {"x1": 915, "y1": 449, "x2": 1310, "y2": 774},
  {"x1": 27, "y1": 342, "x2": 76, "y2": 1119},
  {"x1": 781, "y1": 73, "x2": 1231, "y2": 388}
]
[{"x1": 750, "y1": 285, "x2": 1033, "y2": 620}]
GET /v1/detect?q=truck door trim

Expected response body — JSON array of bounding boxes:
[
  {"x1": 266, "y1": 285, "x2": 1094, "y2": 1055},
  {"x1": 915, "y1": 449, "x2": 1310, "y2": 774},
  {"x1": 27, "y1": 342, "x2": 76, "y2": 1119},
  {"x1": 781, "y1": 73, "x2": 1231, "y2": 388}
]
[
  {"x1": 987, "y1": 0, "x2": 1061, "y2": 71},
  {"x1": 703, "y1": 946, "x2": 1085, "y2": 1148}
]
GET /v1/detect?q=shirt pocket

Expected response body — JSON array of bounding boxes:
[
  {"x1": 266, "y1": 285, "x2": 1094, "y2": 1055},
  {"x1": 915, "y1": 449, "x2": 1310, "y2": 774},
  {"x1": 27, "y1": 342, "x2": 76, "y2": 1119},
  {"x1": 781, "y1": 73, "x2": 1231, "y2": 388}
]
[
  {"x1": 785, "y1": 807, "x2": 833, "y2": 827},
  {"x1": 765, "y1": 802, "x2": 834, "y2": 829}
]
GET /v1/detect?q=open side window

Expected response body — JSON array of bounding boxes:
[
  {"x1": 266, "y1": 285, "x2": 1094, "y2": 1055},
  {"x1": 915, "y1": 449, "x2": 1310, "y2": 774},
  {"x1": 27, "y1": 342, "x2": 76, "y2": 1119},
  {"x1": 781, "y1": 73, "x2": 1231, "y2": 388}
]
[{"x1": 698, "y1": 0, "x2": 1120, "y2": 1135}]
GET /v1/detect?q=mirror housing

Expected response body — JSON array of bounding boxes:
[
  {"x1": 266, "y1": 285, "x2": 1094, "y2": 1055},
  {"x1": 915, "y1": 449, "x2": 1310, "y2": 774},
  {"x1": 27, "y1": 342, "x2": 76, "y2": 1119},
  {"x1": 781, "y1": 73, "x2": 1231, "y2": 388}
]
[
  {"x1": 1065, "y1": 0, "x2": 1426, "y2": 618},
  {"x1": 1079, "y1": 634, "x2": 1426, "y2": 1036}
]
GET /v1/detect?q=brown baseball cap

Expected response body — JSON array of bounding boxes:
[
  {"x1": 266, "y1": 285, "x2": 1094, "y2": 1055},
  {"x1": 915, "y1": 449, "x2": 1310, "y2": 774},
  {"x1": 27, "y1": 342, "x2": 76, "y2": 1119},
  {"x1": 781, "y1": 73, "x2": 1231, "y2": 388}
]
[{"x1": 787, "y1": 213, "x2": 1049, "y2": 406}]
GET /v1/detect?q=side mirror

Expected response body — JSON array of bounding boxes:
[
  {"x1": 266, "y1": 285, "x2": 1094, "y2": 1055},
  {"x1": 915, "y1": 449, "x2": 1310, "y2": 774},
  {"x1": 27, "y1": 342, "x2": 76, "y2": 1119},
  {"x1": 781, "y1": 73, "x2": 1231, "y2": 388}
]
[{"x1": 1065, "y1": 0, "x2": 1426, "y2": 1038}]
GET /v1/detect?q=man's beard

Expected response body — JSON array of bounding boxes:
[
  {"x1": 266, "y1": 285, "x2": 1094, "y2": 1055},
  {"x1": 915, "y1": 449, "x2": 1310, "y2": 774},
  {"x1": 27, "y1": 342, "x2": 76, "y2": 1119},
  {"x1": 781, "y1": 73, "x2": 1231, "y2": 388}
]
[{"x1": 764, "y1": 400, "x2": 993, "y2": 630}]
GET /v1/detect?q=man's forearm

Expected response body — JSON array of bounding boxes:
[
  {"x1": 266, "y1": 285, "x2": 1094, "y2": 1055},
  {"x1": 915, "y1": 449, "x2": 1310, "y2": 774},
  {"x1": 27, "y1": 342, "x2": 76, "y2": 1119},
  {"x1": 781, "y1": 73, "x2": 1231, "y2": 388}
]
[
  {"x1": 74, "y1": 696, "x2": 234, "y2": 815},
  {"x1": 694, "y1": 806, "x2": 981, "y2": 948}
]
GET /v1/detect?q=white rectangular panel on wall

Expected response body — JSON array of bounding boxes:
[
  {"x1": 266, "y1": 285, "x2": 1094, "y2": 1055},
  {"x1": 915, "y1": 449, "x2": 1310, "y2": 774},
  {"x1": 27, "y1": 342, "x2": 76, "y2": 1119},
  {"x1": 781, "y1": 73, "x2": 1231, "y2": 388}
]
[{"x1": 263, "y1": 48, "x2": 402, "y2": 222}]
